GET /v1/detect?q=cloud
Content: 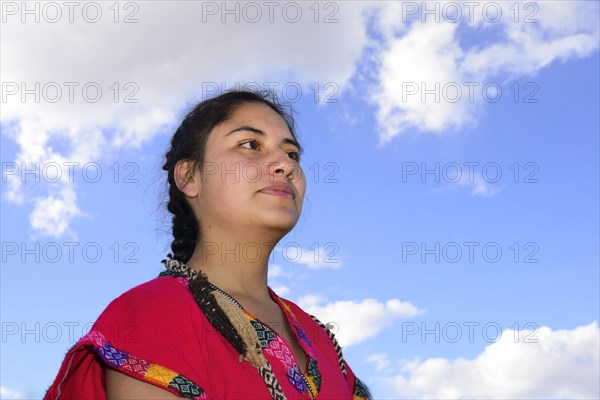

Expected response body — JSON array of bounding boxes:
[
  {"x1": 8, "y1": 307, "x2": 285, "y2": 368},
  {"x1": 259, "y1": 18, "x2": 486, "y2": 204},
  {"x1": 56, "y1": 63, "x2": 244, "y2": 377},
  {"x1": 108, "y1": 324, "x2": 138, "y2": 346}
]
[
  {"x1": 4, "y1": 1, "x2": 598, "y2": 235},
  {"x1": 371, "y1": 1, "x2": 600, "y2": 142},
  {"x1": 268, "y1": 264, "x2": 292, "y2": 296},
  {"x1": 377, "y1": 322, "x2": 600, "y2": 399},
  {"x1": 29, "y1": 185, "x2": 83, "y2": 237},
  {"x1": 366, "y1": 353, "x2": 392, "y2": 373},
  {"x1": 298, "y1": 295, "x2": 424, "y2": 347},
  {"x1": 462, "y1": 175, "x2": 504, "y2": 198},
  {"x1": 271, "y1": 284, "x2": 291, "y2": 297},
  {"x1": 373, "y1": 20, "x2": 470, "y2": 143},
  {"x1": 0, "y1": 386, "x2": 26, "y2": 400},
  {"x1": 1, "y1": 2, "x2": 373, "y2": 237},
  {"x1": 430, "y1": 170, "x2": 505, "y2": 197},
  {"x1": 268, "y1": 264, "x2": 286, "y2": 278},
  {"x1": 297, "y1": 245, "x2": 343, "y2": 269},
  {"x1": 274, "y1": 245, "x2": 343, "y2": 270},
  {"x1": 462, "y1": 1, "x2": 600, "y2": 78}
]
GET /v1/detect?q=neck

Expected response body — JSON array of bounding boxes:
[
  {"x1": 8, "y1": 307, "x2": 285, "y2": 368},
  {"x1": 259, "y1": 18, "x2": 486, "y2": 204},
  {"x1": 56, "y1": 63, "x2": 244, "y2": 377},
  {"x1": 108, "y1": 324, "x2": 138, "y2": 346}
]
[{"x1": 185, "y1": 228, "x2": 284, "y2": 302}]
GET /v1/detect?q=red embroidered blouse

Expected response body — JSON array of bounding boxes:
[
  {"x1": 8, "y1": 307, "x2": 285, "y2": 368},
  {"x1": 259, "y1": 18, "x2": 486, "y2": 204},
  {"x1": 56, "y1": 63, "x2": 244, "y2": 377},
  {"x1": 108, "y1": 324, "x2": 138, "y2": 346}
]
[{"x1": 44, "y1": 275, "x2": 371, "y2": 399}]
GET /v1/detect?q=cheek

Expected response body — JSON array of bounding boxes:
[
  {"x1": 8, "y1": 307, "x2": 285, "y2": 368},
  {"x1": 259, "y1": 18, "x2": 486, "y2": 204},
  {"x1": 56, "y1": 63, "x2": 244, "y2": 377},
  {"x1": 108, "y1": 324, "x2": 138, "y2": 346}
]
[
  {"x1": 203, "y1": 152, "x2": 253, "y2": 185},
  {"x1": 239, "y1": 162, "x2": 264, "y2": 183}
]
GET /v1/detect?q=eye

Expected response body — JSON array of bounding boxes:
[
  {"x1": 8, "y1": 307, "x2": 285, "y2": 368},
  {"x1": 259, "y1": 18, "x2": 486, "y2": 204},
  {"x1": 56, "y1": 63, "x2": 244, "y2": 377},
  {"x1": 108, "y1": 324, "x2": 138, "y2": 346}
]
[
  {"x1": 287, "y1": 151, "x2": 300, "y2": 162},
  {"x1": 239, "y1": 139, "x2": 260, "y2": 150},
  {"x1": 240, "y1": 139, "x2": 300, "y2": 162}
]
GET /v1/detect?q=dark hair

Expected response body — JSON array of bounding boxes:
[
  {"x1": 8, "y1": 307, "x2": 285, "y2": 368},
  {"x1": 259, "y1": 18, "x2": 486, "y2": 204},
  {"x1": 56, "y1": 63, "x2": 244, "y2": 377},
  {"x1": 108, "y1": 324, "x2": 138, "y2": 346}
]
[{"x1": 162, "y1": 89, "x2": 302, "y2": 264}]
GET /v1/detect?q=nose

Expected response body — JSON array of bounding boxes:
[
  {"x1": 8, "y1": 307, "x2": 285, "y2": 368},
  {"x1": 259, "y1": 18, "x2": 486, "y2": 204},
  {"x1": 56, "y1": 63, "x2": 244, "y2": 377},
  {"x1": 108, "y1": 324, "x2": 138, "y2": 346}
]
[{"x1": 270, "y1": 151, "x2": 302, "y2": 182}]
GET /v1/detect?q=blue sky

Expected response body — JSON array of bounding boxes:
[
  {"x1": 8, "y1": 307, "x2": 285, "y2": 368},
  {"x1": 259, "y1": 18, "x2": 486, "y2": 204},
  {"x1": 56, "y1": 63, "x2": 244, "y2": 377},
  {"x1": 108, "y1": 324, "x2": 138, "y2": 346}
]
[{"x1": 1, "y1": 1, "x2": 599, "y2": 398}]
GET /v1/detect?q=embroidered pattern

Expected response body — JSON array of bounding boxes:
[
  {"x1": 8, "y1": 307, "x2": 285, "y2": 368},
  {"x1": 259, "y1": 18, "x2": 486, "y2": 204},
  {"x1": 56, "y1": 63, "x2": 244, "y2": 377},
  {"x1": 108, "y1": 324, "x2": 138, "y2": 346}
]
[
  {"x1": 241, "y1": 296, "x2": 321, "y2": 399},
  {"x1": 84, "y1": 330, "x2": 206, "y2": 399},
  {"x1": 259, "y1": 363, "x2": 286, "y2": 400},
  {"x1": 161, "y1": 257, "x2": 373, "y2": 399},
  {"x1": 170, "y1": 375, "x2": 204, "y2": 397},
  {"x1": 251, "y1": 320, "x2": 277, "y2": 348},
  {"x1": 162, "y1": 258, "x2": 288, "y2": 400},
  {"x1": 309, "y1": 313, "x2": 347, "y2": 376},
  {"x1": 353, "y1": 377, "x2": 372, "y2": 400},
  {"x1": 306, "y1": 358, "x2": 321, "y2": 393},
  {"x1": 164, "y1": 264, "x2": 320, "y2": 399}
]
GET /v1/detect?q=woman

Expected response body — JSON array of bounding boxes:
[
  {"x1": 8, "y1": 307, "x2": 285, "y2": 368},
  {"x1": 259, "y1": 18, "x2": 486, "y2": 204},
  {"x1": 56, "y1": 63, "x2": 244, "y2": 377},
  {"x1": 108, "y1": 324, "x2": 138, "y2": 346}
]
[{"x1": 44, "y1": 90, "x2": 372, "y2": 399}]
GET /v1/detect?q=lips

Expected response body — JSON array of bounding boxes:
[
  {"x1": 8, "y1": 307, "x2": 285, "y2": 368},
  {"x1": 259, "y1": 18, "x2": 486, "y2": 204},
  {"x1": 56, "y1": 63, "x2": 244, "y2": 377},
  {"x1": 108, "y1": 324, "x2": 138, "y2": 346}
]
[{"x1": 258, "y1": 183, "x2": 295, "y2": 199}]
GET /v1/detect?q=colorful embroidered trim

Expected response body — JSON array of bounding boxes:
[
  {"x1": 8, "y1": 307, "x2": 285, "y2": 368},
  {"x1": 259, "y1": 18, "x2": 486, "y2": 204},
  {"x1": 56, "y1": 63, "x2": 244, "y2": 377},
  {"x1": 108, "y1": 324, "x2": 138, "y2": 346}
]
[
  {"x1": 163, "y1": 269, "x2": 320, "y2": 399},
  {"x1": 353, "y1": 377, "x2": 372, "y2": 399},
  {"x1": 160, "y1": 264, "x2": 288, "y2": 400},
  {"x1": 309, "y1": 313, "x2": 348, "y2": 375},
  {"x1": 308, "y1": 314, "x2": 373, "y2": 400},
  {"x1": 160, "y1": 260, "x2": 373, "y2": 399},
  {"x1": 211, "y1": 284, "x2": 322, "y2": 400},
  {"x1": 269, "y1": 297, "x2": 322, "y2": 399},
  {"x1": 83, "y1": 330, "x2": 207, "y2": 399}
]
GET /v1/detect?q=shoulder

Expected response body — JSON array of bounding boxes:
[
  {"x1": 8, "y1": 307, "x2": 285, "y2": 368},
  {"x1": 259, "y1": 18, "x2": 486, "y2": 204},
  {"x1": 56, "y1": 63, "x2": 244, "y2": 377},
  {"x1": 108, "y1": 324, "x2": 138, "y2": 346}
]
[
  {"x1": 45, "y1": 276, "x2": 211, "y2": 400},
  {"x1": 103, "y1": 275, "x2": 192, "y2": 314},
  {"x1": 92, "y1": 275, "x2": 200, "y2": 343},
  {"x1": 115, "y1": 274, "x2": 191, "y2": 303}
]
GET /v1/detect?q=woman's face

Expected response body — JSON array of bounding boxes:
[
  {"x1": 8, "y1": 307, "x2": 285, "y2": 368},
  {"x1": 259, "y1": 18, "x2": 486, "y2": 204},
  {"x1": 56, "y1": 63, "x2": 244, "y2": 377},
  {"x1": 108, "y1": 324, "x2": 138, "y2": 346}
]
[{"x1": 190, "y1": 102, "x2": 306, "y2": 238}]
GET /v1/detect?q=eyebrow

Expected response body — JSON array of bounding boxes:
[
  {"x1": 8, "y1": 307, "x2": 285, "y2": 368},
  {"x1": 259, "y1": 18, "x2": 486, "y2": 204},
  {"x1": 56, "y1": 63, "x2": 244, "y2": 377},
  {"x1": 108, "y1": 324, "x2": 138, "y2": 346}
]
[{"x1": 225, "y1": 125, "x2": 301, "y2": 151}]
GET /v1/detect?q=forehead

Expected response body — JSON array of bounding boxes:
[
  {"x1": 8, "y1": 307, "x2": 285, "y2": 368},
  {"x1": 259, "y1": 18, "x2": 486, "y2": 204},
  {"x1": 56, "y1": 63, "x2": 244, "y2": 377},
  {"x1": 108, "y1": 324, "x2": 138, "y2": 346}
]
[{"x1": 217, "y1": 102, "x2": 292, "y2": 137}]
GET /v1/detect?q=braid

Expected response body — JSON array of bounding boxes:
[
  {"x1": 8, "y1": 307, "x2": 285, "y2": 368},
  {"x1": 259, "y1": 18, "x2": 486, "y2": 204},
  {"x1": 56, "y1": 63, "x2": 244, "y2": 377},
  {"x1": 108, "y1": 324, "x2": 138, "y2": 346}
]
[
  {"x1": 161, "y1": 256, "x2": 249, "y2": 358},
  {"x1": 189, "y1": 276, "x2": 248, "y2": 357},
  {"x1": 167, "y1": 184, "x2": 198, "y2": 263},
  {"x1": 163, "y1": 124, "x2": 201, "y2": 264}
]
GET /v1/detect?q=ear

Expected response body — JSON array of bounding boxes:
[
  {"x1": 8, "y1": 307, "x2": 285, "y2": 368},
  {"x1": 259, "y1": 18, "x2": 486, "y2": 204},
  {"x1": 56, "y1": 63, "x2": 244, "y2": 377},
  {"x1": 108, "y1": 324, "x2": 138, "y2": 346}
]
[{"x1": 174, "y1": 160, "x2": 200, "y2": 198}]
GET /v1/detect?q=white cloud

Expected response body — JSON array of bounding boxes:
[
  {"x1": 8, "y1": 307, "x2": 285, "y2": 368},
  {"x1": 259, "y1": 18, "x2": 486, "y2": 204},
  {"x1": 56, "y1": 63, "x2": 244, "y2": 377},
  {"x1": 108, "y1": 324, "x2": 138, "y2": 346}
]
[
  {"x1": 366, "y1": 353, "x2": 392, "y2": 372},
  {"x1": 463, "y1": 175, "x2": 504, "y2": 198},
  {"x1": 299, "y1": 295, "x2": 424, "y2": 347},
  {"x1": 1, "y1": 2, "x2": 374, "y2": 237},
  {"x1": 0, "y1": 386, "x2": 26, "y2": 400},
  {"x1": 268, "y1": 264, "x2": 292, "y2": 296},
  {"x1": 297, "y1": 245, "x2": 343, "y2": 270},
  {"x1": 275, "y1": 245, "x2": 343, "y2": 270},
  {"x1": 372, "y1": 0, "x2": 600, "y2": 142},
  {"x1": 463, "y1": 1, "x2": 600, "y2": 78},
  {"x1": 373, "y1": 21, "x2": 470, "y2": 143},
  {"x1": 430, "y1": 170, "x2": 505, "y2": 198},
  {"x1": 29, "y1": 185, "x2": 83, "y2": 238},
  {"x1": 4, "y1": 1, "x2": 599, "y2": 235},
  {"x1": 271, "y1": 284, "x2": 291, "y2": 297},
  {"x1": 377, "y1": 322, "x2": 600, "y2": 399},
  {"x1": 268, "y1": 264, "x2": 285, "y2": 278}
]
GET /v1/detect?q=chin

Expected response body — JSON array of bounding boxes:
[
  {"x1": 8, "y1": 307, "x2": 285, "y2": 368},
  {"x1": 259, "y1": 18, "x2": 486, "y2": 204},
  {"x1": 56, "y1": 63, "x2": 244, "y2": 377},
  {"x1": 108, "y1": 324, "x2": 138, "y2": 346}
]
[
  {"x1": 267, "y1": 219, "x2": 297, "y2": 233},
  {"x1": 258, "y1": 214, "x2": 299, "y2": 233}
]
